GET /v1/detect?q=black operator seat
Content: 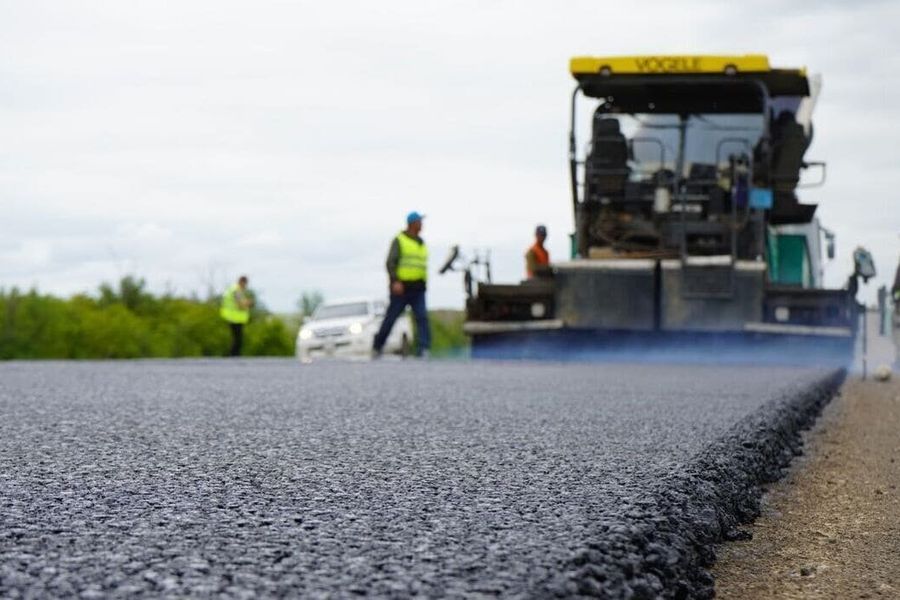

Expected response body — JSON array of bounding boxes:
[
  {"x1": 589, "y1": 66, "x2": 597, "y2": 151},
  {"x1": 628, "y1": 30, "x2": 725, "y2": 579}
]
[
  {"x1": 766, "y1": 110, "x2": 818, "y2": 224},
  {"x1": 769, "y1": 111, "x2": 810, "y2": 192},
  {"x1": 588, "y1": 114, "x2": 629, "y2": 196},
  {"x1": 687, "y1": 163, "x2": 717, "y2": 187}
]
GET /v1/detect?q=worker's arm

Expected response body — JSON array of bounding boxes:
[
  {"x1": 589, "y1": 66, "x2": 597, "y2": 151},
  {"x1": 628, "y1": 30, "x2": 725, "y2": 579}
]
[
  {"x1": 386, "y1": 238, "x2": 404, "y2": 295},
  {"x1": 386, "y1": 238, "x2": 400, "y2": 282},
  {"x1": 525, "y1": 249, "x2": 537, "y2": 278},
  {"x1": 234, "y1": 289, "x2": 253, "y2": 309}
]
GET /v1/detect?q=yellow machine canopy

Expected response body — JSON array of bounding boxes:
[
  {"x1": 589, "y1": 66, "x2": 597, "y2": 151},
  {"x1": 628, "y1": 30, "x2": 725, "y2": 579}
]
[{"x1": 570, "y1": 54, "x2": 810, "y2": 113}]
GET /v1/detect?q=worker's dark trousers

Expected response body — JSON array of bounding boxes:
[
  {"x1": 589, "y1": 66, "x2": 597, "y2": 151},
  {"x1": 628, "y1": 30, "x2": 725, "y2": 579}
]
[
  {"x1": 373, "y1": 289, "x2": 430, "y2": 355},
  {"x1": 229, "y1": 323, "x2": 244, "y2": 357}
]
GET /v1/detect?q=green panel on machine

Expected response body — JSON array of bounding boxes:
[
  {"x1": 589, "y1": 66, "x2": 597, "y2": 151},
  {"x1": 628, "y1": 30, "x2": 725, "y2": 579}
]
[{"x1": 769, "y1": 234, "x2": 810, "y2": 286}]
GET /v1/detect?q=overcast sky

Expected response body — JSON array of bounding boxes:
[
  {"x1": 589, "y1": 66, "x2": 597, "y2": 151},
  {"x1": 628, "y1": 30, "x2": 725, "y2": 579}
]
[{"x1": 3, "y1": 0, "x2": 899, "y2": 311}]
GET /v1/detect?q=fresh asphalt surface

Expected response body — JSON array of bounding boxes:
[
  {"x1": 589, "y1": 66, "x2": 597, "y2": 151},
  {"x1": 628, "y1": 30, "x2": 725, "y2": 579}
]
[{"x1": 0, "y1": 359, "x2": 835, "y2": 598}]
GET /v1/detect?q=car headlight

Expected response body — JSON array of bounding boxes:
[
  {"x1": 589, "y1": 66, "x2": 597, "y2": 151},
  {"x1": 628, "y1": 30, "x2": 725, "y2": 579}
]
[
  {"x1": 299, "y1": 328, "x2": 313, "y2": 340},
  {"x1": 348, "y1": 322, "x2": 364, "y2": 335}
]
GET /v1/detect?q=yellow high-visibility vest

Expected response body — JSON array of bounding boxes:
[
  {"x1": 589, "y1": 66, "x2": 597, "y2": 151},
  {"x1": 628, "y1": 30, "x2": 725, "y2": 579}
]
[
  {"x1": 220, "y1": 284, "x2": 250, "y2": 324},
  {"x1": 395, "y1": 232, "x2": 428, "y2": 282}
]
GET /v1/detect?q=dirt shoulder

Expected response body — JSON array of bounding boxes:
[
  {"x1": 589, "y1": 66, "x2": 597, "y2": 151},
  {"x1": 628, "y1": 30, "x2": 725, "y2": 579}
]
[{"x1": 713, "y1": 377, "x2": 900, "y2": 599}]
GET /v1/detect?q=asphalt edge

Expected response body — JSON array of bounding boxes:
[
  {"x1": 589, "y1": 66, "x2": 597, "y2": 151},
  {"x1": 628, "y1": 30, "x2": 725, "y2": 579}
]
[{"x1": 549, "y1": 368, "x2": 846, "y2": 599}]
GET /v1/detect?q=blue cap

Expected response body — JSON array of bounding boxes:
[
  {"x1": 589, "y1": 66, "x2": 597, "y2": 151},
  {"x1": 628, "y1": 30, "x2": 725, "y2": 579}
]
[{"x1": 406, "y1": 211, "x2": 425, "y2": 225}]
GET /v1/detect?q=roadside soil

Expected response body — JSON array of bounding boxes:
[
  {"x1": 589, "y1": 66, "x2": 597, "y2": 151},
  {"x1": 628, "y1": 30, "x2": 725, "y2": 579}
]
[{"x1": 713, "y1": 376, "x2": 900, "y2": 599}]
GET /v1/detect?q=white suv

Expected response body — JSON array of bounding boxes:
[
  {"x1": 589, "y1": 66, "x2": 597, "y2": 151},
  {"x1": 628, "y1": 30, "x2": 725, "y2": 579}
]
[{"x1": 295, "y1": 298, "x2": 413, "y2": 362}]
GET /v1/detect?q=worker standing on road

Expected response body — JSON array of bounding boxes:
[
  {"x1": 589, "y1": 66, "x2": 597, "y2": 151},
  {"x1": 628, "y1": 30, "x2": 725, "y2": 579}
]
[
  {"x1": 220, "y1": 275, "x2": 253, "y2": 357},
  {"x1": 525, "y1": 224, "x2": 550, "y2": 279},
  {"x1": 372, "y1": 212, "x2": 430, "y2": 358}
]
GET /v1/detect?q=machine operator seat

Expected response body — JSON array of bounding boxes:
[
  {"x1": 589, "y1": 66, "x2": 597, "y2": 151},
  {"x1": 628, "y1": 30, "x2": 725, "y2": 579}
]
[
  {"x1": 758, "y1": 111, "x2": 818, "y2": 224},
  {"x1": 587, "y1": 115, "x2": 629, "y2": 197},
  {"x1": 769, "y1": 111, "x2": 810, "y2": 193}
]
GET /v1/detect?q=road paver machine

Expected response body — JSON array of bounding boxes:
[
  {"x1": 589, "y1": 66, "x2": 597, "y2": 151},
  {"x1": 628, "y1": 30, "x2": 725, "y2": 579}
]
[{"x1": 462, "y1": 55, "x2": 870, "y2": 363}]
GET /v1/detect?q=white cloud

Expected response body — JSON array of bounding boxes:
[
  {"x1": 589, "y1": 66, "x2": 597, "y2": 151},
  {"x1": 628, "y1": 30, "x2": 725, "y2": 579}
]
[
  {"x1": 236, "y1": 231, "x2": 285, "y2": 248},
  {"x1": 1, "y1": 240, "x2": 54, "y2": 271}
]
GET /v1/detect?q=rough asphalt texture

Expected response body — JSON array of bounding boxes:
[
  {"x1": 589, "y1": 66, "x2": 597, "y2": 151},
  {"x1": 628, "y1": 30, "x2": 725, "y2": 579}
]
[{"x1": 0, "y1": 360, "x2": 841, "y2": 598}]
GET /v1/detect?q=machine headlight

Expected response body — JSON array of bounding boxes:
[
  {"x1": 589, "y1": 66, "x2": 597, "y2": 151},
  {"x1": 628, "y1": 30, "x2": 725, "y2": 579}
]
[
  {"x1": 348, "y1": 322, "x2": 364, "y2": 335},
  {"x1": 299, "y1": 328, "x2": 313, "y2": 340}
]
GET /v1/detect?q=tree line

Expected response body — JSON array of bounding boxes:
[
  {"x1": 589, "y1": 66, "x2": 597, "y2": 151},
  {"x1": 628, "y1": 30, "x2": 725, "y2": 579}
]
[
  {"x1": 0, "y1": 276, "x2": 293, "y2": 359},
  {"x1": 0, "y1": 276, "x2": 468, "y2": 360}
]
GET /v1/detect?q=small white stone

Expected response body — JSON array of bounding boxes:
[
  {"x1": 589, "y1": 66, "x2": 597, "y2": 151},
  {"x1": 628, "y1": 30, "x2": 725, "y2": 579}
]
[{"x1": 874, "y1": 365, "x2": 892, "y2": 382}]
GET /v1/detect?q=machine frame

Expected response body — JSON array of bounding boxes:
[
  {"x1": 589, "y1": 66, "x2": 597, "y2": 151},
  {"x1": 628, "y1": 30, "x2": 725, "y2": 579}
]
[{"x1": 463, "y1": 55, "x2": 864, "y2": 364}]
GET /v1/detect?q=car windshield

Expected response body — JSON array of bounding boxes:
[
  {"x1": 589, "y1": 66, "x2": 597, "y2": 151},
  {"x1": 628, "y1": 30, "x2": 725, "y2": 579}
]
[{"x1": 312, "y1": 302, "x2": 370, "y2": 320}]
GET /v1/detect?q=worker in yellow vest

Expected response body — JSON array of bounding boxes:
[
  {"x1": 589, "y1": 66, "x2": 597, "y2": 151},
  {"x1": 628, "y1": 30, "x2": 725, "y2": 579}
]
[
  {"x1": 373, "y1": 212, "x2": 430, "y2": 358},
  {"x1": 220, "y1": 275, "x2": 253, "y2": 356}
]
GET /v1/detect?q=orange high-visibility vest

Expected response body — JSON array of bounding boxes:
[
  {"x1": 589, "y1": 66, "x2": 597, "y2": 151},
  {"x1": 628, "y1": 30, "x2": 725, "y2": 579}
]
[{"x1": 526, "y1": 243, "x2": 549, "y2": 278}]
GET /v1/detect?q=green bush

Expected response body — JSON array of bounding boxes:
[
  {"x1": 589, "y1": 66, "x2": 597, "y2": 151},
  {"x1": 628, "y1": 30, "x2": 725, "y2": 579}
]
[
  {"x1": 245, "y1": 317, "x2": 295, "y2": 357},
  {"x1": 0, "y1": 277, "x2": 295, "y2": 360},
  {"x1": 427, "y1": 310, "x2": 469, "y2": 358},
  {"x1": 0, "y1": 289, "x2": 72, "y2": 359}
]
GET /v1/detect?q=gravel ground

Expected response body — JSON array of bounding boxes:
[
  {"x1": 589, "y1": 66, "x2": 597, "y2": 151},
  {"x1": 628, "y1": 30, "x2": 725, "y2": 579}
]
[
  {"x1": 713, "y1": 376, "x2": 900, "y2": 599},
  {"x1": 0, "y1": 359, "x2": 840, "y2": 598}
]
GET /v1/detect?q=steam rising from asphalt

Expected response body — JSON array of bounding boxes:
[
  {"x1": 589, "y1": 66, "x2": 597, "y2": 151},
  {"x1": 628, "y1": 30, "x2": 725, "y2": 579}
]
[{"x1": 468, "y1": 331, "x2": 854, "y2": 368}]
